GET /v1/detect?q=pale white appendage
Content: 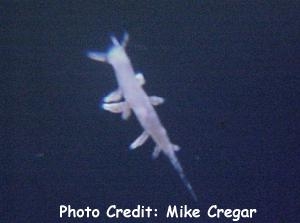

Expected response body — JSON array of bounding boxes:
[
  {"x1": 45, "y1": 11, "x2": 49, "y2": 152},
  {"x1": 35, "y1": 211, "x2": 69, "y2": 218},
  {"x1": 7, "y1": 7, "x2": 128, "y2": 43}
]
[{"x1": 129, "y1": 131, "x2": 150, "y2": 149}]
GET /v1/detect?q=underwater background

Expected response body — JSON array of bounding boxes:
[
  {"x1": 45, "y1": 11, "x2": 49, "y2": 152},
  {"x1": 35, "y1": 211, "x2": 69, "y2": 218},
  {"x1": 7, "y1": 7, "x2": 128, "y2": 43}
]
[{"x1": 4, "y1": 1, "x2": 299, "y2": 222}]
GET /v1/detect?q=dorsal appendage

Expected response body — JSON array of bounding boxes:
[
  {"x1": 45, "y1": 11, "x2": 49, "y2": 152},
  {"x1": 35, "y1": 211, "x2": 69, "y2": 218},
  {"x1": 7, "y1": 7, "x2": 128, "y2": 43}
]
[
  {"x1": 110, "y1": 32, "x2": 129, "y2": 48},
  {"x1": 87, "y1": 32, "x2": 129, "y2": 62},
  {"x1": 111, "y1": 36, "x2": 120, "y2": 46},
  {"x1": 121, "y1": 32, "x2": 129, "y2": 47}
]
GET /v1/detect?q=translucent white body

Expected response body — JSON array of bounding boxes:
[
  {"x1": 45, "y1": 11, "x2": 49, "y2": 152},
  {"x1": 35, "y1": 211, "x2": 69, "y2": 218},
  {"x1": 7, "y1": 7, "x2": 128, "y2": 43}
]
[{"x1": 87, "y1": 34, "x2": 197, "y2": 201}]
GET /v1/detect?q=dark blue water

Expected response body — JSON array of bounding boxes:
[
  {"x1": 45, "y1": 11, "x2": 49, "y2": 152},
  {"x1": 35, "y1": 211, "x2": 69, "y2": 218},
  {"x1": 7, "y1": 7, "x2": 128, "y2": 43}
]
[{"x1": 4, "y1": 1, "x2": 299, "y2": 222}]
